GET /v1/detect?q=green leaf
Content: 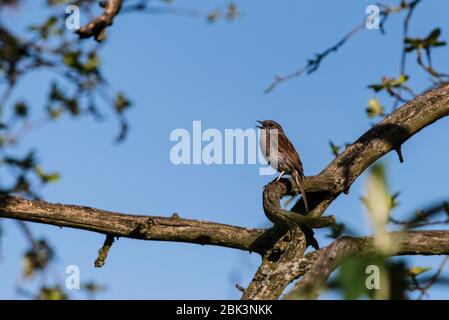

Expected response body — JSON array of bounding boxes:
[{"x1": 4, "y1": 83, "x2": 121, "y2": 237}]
[
  {"x1": 14, "y1": 101, "x2": 28, "y2": 118},
  {"x1": 36, "y1": 286, "x2": 68, "y2": 300},
  {"x1": 362, "y1": 163, "x2": 390, "y2": 219},
  {"x1": 81, "y1": 282, "x2": 106, "y2": 294},
  {"x1": 66, "y1": 98, "x2": 80, "y2": 115},
  {"x1": 367, "y1": 84, "x2": 385, "y2": 92},
  {"x1": 226, "y1": 3, "x2": 238, "y2": 20},
  {"x1": 47, "y1": 106, "x2": 62, "y2": 119},
  {"x1": 22, "y1": 239, "x2": 54, "y2": 278},
  {"x1": 63, "y1": 51, "x2": 82, "y2": 69},
  {"x1": 339, "y1": 256, "x2": 368, "y2": 299},
  {"x1": 390, "y1": 74, "x2": 409, "y2": 87},
  {"x1": 404, "y1": 38, "x2": 425, "y2": 52},
  {"x1": 0, "y1": 136, "x2": 6, "y2": 147},
  {"x1": 49, "y1": 82, "x2": 65, "y2": 101},
  {"x1": 405, "y1": 28, "x2": 446, "y2": 52},
  {"x1": 34, "y1": 166, "x2": 60, "y2": 184},
  {"x1": 115, "y1": 93, "x2": 131, "y2": 113},
  {"x1": 207, "y1": 10, "x2": 221, "y2": 23},
  {"x1": 409, "y1": 266, "x2": 431, "y2": 277},
  {"x1": 28, "y1": 16, "x2": 61, "y2": 40},
  {"x1": 329, "y1": 140, "x2": 340, "y2": 157},
  {"x1": 432, "y1": 41, "x2": 447, "y2": 47},
  {"x1": 368, "y1": 75, "x2": 409, "y2": 93},
  {"x1": 362, "y1": 163, "x2": 398, "y2": 254},
  {"x1": 426, "y1": 28, "x2": 441, "y2": 42},
  {"x1": 83, "y1": 52, "x2": 100, "y2": 73},
  {"x1": 5, "y1": 151, "x2": 36, "y2": 169},
  {"x1": 366, "y1": 98, "x2": 385, "y2": 118},
  {"x1": 390, "y1": 192, "x2": 401, "y2": 209}
]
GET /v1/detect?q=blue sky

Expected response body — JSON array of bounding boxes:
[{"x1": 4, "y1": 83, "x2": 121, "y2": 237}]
[{"x1": 1, "y1": 0, "x2": 449, "y2": 299}]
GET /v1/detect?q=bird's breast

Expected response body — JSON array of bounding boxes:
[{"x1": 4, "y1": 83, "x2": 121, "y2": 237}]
[{"x1": 260, "y1": 129, "x2": 284, "y2": 172}]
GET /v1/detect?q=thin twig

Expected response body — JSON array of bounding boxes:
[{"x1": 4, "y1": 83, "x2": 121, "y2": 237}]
[
  {"x1": 417, "y1": 256, "x2": 449, "y2": 299},
  {"x1": 94, "y1": 234, "x2": 115, "y2": 268},
  {"x1": 265, "y1": 23, "x2": 365, "y2": 93},
  {"x1": 265, "y1": 2, "x2": 419, "y2": 93}
]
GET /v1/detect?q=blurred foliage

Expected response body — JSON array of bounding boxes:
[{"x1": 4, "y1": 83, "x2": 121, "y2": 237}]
[
  {"x1": 361, "y1": 163, "x2": 395, "y2": 253},
  {"x1": 326, "y1": 223, "x2": 346, "y2": 239},
  {"x1": 405, "y1": 28, "x2": 446, "y2": 52},
  {"x1": 409, "y1": 266, "x2": 431, "y2": 278},
  {"x1": 337, "y1": 253, "x2": 408, "y2": 300},
  {"x1": 333, "y1": 164, "x2": 411, "y2": 300},
  {"x1": 1, "y1": 0, "x2": 448, "y2": 301},
  {"x1": 366, "y1": 98, "x2": 385, "y2": 118},
  {"x1": 332, "y1": 163, "x2": 447, "y2": 300},
  {"x1": 22, "y1": 239, "x2": 54, "y2": 278},
  {"x1": 207, "y1": 3, "x2": 239, "y2": 23},
  {"x1": 368, "y1": 75, "x2": 409, "y2": 93},
  {"x1": 0, "y1": 0, "x2": 137, "y2": 299},
  {"x1": 0, "y1": 0, "x2": 133, "y2": 202},
  {"x1": 328, "y1": 140, "x2": 340, "y2": 157},
  {"x1": 33, "y1": 281, "x2": 106, "y2": 299},
  {"x1": 36, "y1": 286, "x2": 68, "y2": 300},
  {"x1": 0, "y1": 0, "x2": 240, "y2": 300}
]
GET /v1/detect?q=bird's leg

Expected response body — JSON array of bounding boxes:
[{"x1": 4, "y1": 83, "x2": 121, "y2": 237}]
[{"x1": 276, "y1": 171, "x2": 285, "y2": 182}]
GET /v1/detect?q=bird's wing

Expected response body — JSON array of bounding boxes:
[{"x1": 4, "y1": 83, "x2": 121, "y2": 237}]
[{"x1": 278, "y1": 132, "x2": 304, "y2": 174}]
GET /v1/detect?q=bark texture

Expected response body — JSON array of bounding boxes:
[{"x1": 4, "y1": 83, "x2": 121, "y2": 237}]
[{"x1": 1, "y1": 83, "x2": 449, "y2": 300}]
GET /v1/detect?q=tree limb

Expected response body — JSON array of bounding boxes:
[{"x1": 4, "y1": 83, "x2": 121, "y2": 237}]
[
  {"x1": 250, "y1": 82, "x2": 449, "y2": 300},
  {"x1": 262, "y1": 179, "x2": 335, "y2": 228},
  {"x1": 241, "y1": 226, "x2": 312, "y2": 300},
  {"x1": 284, "y1": 231, "x2": 449, "y2": 299},
  {"x1": 294, "y1": 82, "x2": 449, "y2": 217},
  {"x1": 76, "y1": 0, "x2": 123, "y2": 42},
  {"x1": 1, "y1": 83, "x2": 449, "y2": 300},
  {"x1": 0, "y1": 195, "x2": 278, "y2": 254}
]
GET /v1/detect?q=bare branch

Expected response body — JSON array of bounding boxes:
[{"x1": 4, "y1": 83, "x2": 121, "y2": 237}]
[
  {"x1": 1, "y1": 83, "x2": 449, "y2": 301},
  {"x1": 76, "y1": 0, "x2": 123, "y2": 42},
  {"x1": 294, "y1": 82, "x2": 449, "y2": 217},
  {"x1": 265, "y1": 1, "x2": 421, "y2": 93},
  {"x1": 262, "y1": 179, "x2": 335, "y2": 229},
  {"x1": 94, "y1": 234, "x2": 115, "y2": 268},
  {"x1": 265, "y1": 23, "x2": 365, "y2": 93},
  {"x1": 284, "y1": 231, "x2": 449, "y2": 299},
  {"x1": 416, "y1": 256, "x2": 449, "y2": 299},
  {"x1": 246, "y1": 83, "x2": 449, "y2": 299},
  {"x1": 0, "y1": 195, "x2": 278, "y2": 254},
  {"x1": 241, "y1": 226, "x2": 312, "y2": 300},
  {"x1": 399, "y1": 1, "x2": 421, "y2": 75}
]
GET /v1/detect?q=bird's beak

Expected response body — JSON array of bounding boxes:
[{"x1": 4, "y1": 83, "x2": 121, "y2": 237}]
[{"x1": 256, "y1": 120, "x2": 263, "y2": 129}]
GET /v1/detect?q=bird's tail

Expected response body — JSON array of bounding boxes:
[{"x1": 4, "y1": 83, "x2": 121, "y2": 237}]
[{"x1": 292, "y1": 170, "x2": 308, "y2": 212}]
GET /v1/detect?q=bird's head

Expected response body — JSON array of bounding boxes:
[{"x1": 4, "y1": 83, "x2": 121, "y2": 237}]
[{"x1": 256, "y1": 120, "x2": 283, "y2": 131}]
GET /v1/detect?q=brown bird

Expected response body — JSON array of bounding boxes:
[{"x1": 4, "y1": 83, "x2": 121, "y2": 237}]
[{"x1": 257, "y1": 120, "x2": 309, "y2": 212}]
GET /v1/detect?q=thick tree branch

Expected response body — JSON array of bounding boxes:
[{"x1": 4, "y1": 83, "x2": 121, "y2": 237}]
[
  {"x1": 241, "y1": 175, "x2": 336, "y2": 300},
  {"x1": 262, "y1": 179, "x2": 335, "y2": 228},
  {"x1": 0, "y1": 195, "x2": 278, "y2": 254},
  {"x1": 261, "y1": 82, "x2": 449, "y2": 231},
  {"x1": 0, "y1": 84, "x2": 448, "y2": 300},
  {"x1": 292, "y1": 82, "x2": 449, "y2": 217},
  {"x1": 76, "y1": 0, "x2": 123, "y2": 42},
  {"x1": 253, "y1": 82, "x2": 449, "y2": 300},
  {"x1": 241, "y1": 226, "x2": 311, "y2": 300},
  {"x1": 284, "y1": 231, "x2": 449, "y2": 299}
]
